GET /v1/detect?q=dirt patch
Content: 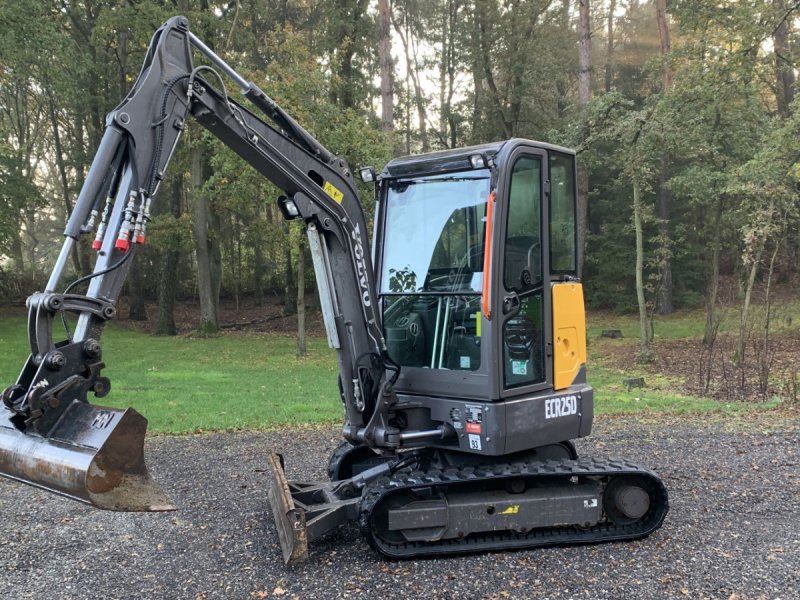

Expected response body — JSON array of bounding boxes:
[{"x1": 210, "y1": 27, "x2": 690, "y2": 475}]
[
  {"x1": 114, "y1": 296, "x2": 328, "y2": 338},
  {"x1": 599, "y1": 330, "x2": 800, "y2": 403}
]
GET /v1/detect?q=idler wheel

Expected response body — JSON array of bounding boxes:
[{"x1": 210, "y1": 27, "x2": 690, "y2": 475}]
[
  {"x1": 604, "y1": 477, "x2": 651, "y2": 525},
  {"x1": 613, "y1": 485, "x2": 650, "y2": 520}
]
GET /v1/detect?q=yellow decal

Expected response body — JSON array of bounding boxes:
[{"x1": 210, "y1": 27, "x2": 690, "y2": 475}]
[
  {"x1": 499, "y1": 505, "x2": 519, "y2": 515},
  {"x1": 323, "y1": 181, "x2": 344, "y2": 204}
]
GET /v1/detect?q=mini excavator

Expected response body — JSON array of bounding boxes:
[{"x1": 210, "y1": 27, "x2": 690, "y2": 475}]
[{"x1": 0, "y1": 17, "x2": 668, "y2": 564}]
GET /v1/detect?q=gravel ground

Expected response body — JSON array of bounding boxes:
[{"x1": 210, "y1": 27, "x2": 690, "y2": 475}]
[{"x1": 0, "y1": 414, "x2": 797, "y2": 600}]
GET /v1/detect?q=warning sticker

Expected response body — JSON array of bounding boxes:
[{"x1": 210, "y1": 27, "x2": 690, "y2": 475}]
[
  {"x1": 323, "y1": 181, "x2": 344, "y2": 203},
  {"x1": 464, "y1": 404, "x2": 483, "y2": 425},
  {"x1": 512, "y1": 360, "x2": 528, "y2": 375},
  {"x1": 465, "y1": 405, "x2": 483, "y2": 451}
]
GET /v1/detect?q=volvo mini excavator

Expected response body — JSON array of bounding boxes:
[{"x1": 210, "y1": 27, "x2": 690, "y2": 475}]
[{"x1": 0, "y1": 17, "x2": 668, "y2": 564}]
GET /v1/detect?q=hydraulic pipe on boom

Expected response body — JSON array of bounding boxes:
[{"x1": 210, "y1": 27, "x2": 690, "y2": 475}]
[{"x1": 0, "y1": 15, "x2": 397, "y2": 511}]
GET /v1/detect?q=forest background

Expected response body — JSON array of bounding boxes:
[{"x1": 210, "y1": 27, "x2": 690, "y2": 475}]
[{"x1": 0, "y1": 0, "x2": 798, "y2": 402}]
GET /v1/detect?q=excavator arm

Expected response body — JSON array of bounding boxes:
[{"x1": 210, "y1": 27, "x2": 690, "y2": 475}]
[{"x1": 0, "y1": 16, "x2": 397, "y2": 512}]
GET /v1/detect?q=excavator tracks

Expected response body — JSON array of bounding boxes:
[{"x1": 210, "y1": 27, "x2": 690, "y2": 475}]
[{"x1": 358, "y1": 457, "x2": 668, "y2": 559}]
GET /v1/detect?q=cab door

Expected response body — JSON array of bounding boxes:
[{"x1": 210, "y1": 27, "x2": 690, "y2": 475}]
[{"x1": 495, "y1": 146, "x2": 551, "y2": 398}]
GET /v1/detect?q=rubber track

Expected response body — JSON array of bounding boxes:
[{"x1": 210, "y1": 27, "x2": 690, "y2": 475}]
[{"x1": 358, "y1": 457, "x2": 669, "y2": 559}]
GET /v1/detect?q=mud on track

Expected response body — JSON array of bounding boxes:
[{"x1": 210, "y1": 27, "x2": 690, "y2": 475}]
[{"x1": 1, "y1": 414, "x2": 798, "y2": 600}]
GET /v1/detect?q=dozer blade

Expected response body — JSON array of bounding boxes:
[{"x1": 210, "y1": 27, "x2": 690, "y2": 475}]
[
  {"x1": 266, "y1": 453, "x2": 308, "y2": 565},
  {"x1": 0, "y1": 400, "x2": 174, "y2": 511}
]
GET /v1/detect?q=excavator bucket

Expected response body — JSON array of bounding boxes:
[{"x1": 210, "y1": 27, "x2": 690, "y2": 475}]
[{"x1": 0, "y1": 400, "x2": 174, "y2": 511}]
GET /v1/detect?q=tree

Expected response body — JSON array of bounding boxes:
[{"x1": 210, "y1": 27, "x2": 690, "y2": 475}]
[
  {"x1": 654, "y1": 0, "x2": 674, "y2": 315},
  {"x1": 192, "y1": 141, "x2": 222, "y2": 335},
  {"x1": 378, "y1": 0, "x2": 395, "y2": 137},
  {"x1": 577, "y1": 0, "x2": 591, "y2": 277},
  {"x1": 154, "y1": 173, "x2": 187, "y2": 336},
  {"x1": 295, "y1": 224, "x2": 307, "y2": 357},
  {"x1": 773, "y1": 0, "x2": 796, "y2": 118}
]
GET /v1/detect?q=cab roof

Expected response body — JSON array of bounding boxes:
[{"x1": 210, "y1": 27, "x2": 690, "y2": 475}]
[{"x1": 381, "y1": 138, "x2": 575, "y2": 179}]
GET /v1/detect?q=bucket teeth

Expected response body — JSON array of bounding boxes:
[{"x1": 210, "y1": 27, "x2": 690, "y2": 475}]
[{"x1": 0, "y1": 401, "x2": 174, "y2": 512}]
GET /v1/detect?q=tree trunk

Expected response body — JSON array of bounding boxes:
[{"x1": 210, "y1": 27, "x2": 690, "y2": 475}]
[
  {"x1": 555, "y1": 2, "x2": 571, "y2": 119},
  {"x1": 633, "y1": 178, "x2": 653, "y2": 363},
  {"x1": 703, "y1": 198, "x2": 722, "y2": 345},
  {"x1": 405, "y1": 61, "x2": 413, "y2": 153},
  {"x1": 283, "y1": 220, "x2": 296, "y2": 315},
  {"x1": 773, "y1": 0, "x2": 795, "y2": 118},
  {"x1": 393, "y1": 9, "x2": 430, "y2": 152},
  {"x1": 378, "y1": 0, "x2": 394, "y2": 138},
  {"x1": 253, "y1": 229, "x2": 265, "y2": 306},
  {"x1": 605, "y1": 0, "x2": 615, "y2": 92},
  {"x1": 23, "y1": 207, "x2": 38, "y2": 284},
  {"x1": 470, "y1": 8, "x2": 484, "y2": 144},
  {"x1": 736, "y1": 243, "x2": 764, "y2": 365},
  {"x1": 127, "y1": 262, "x2": 148, "y2": 321},
  {"x1": 655, "y1": 0, "x2": 674, "y2": 315},
  {"x1": 9, "y1": 234, "x2": 25, "y2": 273},
  {"x1": 577, "y1": 0, "x2": 592, "y2": 278},
  {"x1": 578, "y1": 0, "x2": 592, "y2": 108},
  {"x1": 71, "y1": 115, "x2": 92, "y2": 275},
  {"x1": 657, "y1": 157, "x2": 674, "y2": 314},
  {"x1": 296, "y1": 234, "x2": 307, "y2": 357},
  {"x1": 331, "y1": 0, "x2": 369, "y2": 109},
  {"x1": 192, "y1": 145, "x2": 221, "y2": 334},
  {"x1": 156, "y1": 176, "x2": 183, "y2": 335},
  {"x1": 760, "y1": 229, "x2": 783, "y2": 397},
  {"x1": 47, "y1": 93, "x2": 84, "y2": 276},
  {"x1": 476, "y1": 1, "x2": 512, "y2": 138}
]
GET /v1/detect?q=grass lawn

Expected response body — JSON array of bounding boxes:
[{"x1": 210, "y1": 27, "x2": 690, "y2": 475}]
[
  {"x1": 0, "y1": 316, "x2": 340, "y2": 434},
  {"x1": 0, "y1": 310, "x2": 784, "y2": 434}
]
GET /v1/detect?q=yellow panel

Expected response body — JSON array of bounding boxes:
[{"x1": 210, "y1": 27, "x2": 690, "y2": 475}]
[{"x1": 552, "y1": 283, "x2": 587, "y2": 390}]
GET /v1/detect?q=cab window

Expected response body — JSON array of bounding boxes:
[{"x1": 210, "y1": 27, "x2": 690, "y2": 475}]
[
  {"x1": 503, "y1": 156, "x2": 542, "y2": 291},
  {"x1": 549, "y1": 153, "x2": 577, "y2": 274}
]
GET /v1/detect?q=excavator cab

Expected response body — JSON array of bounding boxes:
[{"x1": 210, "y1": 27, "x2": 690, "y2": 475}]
[{"x1": 373, "y1": 141, "x2": 591, "y2": 457}]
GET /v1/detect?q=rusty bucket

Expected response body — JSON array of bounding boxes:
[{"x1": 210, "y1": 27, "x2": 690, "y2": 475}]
[
  {"x1": 266, "y1": 453, "x2": 309, "y2": 564},
  {"x1": 0, "y1": 400, "x2": 174, "y2": 511}
]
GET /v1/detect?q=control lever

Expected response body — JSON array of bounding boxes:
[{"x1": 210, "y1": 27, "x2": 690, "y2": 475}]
[{"x1": 503, "y1": 292, "x2": 521, "y2": 315}]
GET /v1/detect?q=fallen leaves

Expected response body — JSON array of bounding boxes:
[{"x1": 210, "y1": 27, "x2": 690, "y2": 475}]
[{"x1": 249, "y1": 590, "x2": 287, "y2": 599}]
